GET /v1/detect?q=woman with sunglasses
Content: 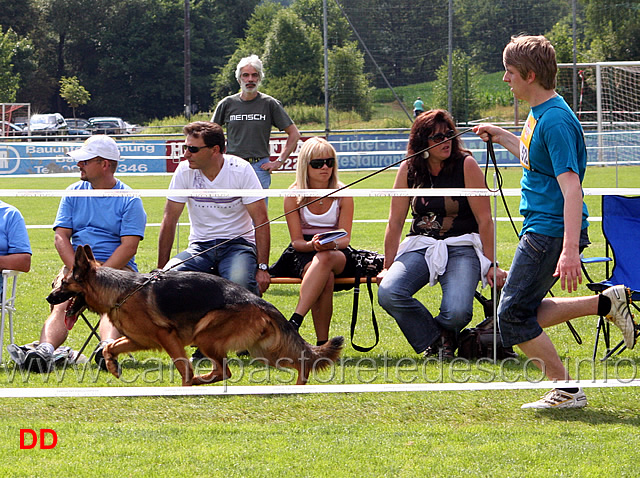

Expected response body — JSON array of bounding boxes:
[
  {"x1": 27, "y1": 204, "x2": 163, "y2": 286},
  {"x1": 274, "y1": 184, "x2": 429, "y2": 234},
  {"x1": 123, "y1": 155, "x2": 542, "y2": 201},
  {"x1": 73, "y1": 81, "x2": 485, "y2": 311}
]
[
  {"x1": 270, "y1": 137, "x2": 355, "y2": 345},
  {"x1": 378, "y1": 109, "x2": 507, "y2": 359}
]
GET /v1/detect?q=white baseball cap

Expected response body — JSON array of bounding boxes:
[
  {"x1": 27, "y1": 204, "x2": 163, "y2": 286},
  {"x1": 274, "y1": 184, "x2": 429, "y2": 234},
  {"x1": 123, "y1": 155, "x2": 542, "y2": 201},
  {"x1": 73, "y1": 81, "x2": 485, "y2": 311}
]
[{"x1": 67, "y1": 135, "x2": 122, "y2": 162}]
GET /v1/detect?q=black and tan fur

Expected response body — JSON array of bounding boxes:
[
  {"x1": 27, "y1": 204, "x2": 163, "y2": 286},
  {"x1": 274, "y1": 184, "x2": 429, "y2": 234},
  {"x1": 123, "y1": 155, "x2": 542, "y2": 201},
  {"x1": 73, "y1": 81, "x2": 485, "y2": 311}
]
[{"x1": 47, "y1": 245, "x2": 344, "y2": 386}]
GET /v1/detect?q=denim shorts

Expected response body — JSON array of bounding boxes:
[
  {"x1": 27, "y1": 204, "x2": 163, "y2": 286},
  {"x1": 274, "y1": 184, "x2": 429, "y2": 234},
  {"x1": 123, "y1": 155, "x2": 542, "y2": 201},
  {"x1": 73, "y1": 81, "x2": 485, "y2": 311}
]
[{"x1": 497, "y1": 229, "x2": 590, "y2": 347}]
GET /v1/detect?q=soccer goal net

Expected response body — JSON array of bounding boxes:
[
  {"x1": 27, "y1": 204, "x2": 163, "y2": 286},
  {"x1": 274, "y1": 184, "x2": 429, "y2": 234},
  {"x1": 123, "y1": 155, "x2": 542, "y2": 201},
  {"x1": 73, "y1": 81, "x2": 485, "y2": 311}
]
[{"x1": 558, "y1": 62, "x2": 640, "y2": 164}]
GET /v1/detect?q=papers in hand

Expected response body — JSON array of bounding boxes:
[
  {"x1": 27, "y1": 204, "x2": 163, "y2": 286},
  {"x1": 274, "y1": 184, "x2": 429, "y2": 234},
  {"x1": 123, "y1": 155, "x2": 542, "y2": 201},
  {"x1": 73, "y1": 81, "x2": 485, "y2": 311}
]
[{"x1": 316, "y1": 229, "x2": 348, "y2": 245}]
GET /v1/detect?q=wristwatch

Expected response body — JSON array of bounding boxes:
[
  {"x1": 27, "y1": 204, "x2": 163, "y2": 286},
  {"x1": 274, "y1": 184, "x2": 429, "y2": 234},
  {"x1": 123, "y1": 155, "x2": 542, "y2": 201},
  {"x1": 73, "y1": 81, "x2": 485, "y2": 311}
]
[{"x1": 258, "y1": 263, "x2": 269, "y2": 271}]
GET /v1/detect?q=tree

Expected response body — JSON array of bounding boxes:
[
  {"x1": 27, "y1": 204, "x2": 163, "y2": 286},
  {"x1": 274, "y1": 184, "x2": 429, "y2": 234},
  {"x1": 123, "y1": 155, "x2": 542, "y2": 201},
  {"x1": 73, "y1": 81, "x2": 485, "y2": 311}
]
[
  {"x1": 261, "y1": 9, "x2": 323, "y2": 105},
  {"x1": 432, "y1": 50, "x2": 483, "y2": 124},
  {"x1": 59, "y1": 76, "x2": 90, "y2": 118},
  {"x1": 329, "y1": 42, "x2": 372, "y2": 120},
  {"x1": 0, "y1": 27, "x2": 21, "y2": 103}
]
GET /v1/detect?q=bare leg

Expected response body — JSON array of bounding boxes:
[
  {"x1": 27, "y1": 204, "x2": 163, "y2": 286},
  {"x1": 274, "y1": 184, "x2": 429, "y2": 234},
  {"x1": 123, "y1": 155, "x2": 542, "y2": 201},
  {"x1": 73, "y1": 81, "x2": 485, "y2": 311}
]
[
  {"x1": 537, "y1": 295, "x2": 598, "y2": 329},
  {"x1": 295, "y1": 251, "x2": 345, "y2": 316},
  {"x1": 518, "y1": 331, "x2": 571, "y2": 381},
  {"x1": 310, "y1": 274, "x2": 335, "y2": 343},
  {"x1": 39, "y1": 302, "x2": 71, "y2": 348},
  {"x1": 98, "y1": 312, "x2": 122, "y2": 341}
]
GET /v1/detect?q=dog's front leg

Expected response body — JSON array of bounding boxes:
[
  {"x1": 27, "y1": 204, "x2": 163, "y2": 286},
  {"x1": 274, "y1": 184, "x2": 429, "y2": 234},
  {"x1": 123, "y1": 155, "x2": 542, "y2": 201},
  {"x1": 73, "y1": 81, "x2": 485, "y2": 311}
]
[
  {"x1": 102, "y1": 337, "x2": 134, "y2": 378},
  {"x1": 155, "y1": 329, "x2": 193, "y2": 386}
]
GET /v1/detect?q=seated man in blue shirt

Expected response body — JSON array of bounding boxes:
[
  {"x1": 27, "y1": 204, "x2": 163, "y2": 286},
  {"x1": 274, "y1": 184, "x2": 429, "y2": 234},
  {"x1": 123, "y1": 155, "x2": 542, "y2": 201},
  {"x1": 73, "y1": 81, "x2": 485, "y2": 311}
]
[
  {"x1": 15, "y1": 135, "x2": 147, "y2": 373},
  {"x1": 0, "y1": 199, "x2": 32, "y2": 291}
]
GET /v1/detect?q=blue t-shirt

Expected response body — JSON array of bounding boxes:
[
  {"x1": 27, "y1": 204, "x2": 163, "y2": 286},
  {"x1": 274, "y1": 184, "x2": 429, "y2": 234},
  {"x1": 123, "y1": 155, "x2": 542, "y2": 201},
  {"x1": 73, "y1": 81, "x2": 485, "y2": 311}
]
[
  {"x1": 518, "y1": 95, "x2": 589, "y2": 238},
  {"x1": 53, "y1": 180, "x2": 147, "y2": 271},
  {"x1": 0, "y1": 200, "x2": 31, "y2": 257}
]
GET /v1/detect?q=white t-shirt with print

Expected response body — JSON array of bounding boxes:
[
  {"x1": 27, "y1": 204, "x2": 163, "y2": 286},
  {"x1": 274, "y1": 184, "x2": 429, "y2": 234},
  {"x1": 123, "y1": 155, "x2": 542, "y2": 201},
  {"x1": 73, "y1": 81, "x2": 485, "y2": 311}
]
[{"x1": 167, "y1": 155, "x2": 265, "y2": 244}]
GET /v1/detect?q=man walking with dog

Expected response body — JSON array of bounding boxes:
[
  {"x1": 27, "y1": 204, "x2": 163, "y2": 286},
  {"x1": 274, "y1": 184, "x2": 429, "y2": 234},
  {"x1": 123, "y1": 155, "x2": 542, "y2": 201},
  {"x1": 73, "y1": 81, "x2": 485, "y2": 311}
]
[
  {"x1": 212, "y1": 54, "x2": 300, "y2": 190},
  {"x1": 14, "y1": 135, "x2": 147, "y2": 373},
  {"x1": 157, "y1": 121, "x2": 270, "y2": 296},
  {"x1": 474, "y1": 35, "x2": 636, "y2": 409}
]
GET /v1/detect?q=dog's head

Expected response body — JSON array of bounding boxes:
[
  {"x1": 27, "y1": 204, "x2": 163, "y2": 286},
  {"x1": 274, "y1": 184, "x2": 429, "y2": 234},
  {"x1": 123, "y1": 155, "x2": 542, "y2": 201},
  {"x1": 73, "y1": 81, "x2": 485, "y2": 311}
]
[{"x1": 46, "y1": 245, "x2": 98, "y2": 330}]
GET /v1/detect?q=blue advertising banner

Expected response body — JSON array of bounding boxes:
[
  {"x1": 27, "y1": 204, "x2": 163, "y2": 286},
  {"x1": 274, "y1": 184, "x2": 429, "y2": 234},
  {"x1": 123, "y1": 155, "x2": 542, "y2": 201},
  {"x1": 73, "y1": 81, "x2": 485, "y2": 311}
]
[
  {"x1": 0, "y1": 139, "x2": 173, "y2": 175},
  {"x1": 1, "y1": 130, "x2": 635, "y2": 176}
]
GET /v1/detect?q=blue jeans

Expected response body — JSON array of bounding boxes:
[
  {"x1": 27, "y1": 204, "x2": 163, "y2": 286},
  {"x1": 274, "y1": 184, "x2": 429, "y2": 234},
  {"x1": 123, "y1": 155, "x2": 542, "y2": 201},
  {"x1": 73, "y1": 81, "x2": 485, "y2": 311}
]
[
  {"x1": 497, "y1": 231, "x2": 564, "y2": 347},
  {"x1": 378, "y1": 245, "x2": 480, "y2": 354},
  {"x1": 252, "y1": 158, "x2": 271, "y2": 189},
  {"x1": 165, "y1": 238, "x2": 259, "y2": 295}
]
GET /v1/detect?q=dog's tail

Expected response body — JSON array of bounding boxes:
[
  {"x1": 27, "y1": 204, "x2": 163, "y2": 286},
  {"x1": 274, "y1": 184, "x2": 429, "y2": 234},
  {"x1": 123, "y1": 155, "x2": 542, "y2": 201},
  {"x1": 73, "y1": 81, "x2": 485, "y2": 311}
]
[{"x1": 308, "y1": 336, "x2": 345, "y2": 371}]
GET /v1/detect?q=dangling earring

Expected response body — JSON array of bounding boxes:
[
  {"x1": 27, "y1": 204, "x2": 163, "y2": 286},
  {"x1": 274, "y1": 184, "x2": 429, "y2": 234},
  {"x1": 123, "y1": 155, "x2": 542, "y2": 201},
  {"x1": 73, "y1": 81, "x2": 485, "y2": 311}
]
[{"x1": 423, "y1": 151, "x2": 429, "y2": 159}]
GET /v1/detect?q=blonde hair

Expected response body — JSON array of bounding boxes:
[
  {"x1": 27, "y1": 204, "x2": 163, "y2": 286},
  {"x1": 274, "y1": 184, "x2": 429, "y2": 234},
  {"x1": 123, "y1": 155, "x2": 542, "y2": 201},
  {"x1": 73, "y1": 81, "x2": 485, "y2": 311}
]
[
  {"x1": 292, "y1": 137, "x2": 341, "y2": 205},
  {"x1": 503, "y1": 35, "x2": 557, "y2": 90}
]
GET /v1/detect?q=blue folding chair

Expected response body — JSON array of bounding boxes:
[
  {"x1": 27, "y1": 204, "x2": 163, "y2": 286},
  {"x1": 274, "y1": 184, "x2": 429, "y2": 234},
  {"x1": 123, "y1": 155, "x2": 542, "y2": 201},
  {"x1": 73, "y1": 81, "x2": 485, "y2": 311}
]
[{"x1": 584, "y1": 195, "x2": 640, "y2": 360}]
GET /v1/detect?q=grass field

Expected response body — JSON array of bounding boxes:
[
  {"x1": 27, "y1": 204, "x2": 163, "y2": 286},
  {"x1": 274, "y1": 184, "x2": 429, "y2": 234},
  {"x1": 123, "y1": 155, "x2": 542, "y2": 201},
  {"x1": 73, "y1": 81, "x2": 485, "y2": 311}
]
[{"x1": 1, "y1": 165, "x2": 639, "y2": 477}]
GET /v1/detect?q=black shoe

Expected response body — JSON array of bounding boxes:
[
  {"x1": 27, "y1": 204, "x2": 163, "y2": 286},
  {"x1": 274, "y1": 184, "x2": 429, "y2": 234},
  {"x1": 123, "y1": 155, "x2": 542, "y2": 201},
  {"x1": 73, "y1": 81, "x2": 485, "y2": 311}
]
[{"x1": 24, "y1": 349, "x2": 53, "y2": 373}]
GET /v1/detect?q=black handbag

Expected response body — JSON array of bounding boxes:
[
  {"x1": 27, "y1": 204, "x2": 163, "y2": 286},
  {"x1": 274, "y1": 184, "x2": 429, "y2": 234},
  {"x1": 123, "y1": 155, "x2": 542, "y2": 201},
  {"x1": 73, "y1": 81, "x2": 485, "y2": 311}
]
[{"x1": 348, "y1": 249, "x2": 384, "y2": 352}]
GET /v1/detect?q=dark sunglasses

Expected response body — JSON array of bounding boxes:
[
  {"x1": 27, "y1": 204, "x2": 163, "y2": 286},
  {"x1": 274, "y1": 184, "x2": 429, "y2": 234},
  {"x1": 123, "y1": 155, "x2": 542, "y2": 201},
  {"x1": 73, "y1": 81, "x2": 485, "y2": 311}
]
[
  {"x1": 428, "y1": 130, "x2": 456, "y2": 142},
  {"x1": 309, "y1": 158, "x2": 335, "y2": 169},
  {"x1": 182, "y1": 144, "x2": 213, "y2": 154}
]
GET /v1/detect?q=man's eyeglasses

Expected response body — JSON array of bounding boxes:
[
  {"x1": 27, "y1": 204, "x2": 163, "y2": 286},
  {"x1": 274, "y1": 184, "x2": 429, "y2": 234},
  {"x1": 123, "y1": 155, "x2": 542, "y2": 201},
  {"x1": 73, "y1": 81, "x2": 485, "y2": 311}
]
[
  {"x1": 309, "y1": 158, "x2": 335, "y2": 169},
  {"x1": 77, "y1": 158, "x2": 103, "y2": 167},
  {"x1": 428, "y1": 130, "x2": 456, "y2": 142},
  {"x1": 182, "y1": 144, "x2": 213, "y2": 154}
]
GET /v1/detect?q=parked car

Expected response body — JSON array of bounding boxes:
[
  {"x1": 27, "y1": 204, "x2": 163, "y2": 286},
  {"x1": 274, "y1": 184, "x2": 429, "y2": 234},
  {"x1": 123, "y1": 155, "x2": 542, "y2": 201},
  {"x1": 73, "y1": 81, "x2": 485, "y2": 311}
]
[
  {"x1": 64, "y1": 118, "x2": 92, "y2": 136},
  {"x1": 29, "y1": 113, "x2": 68, "y2": 136},
  {"x1": 124, "y1": 121, "x2": 143, "y2": 134},
  {"x1": 88, "y1": 116, "x2": 127, "y2": 135},
  {"x1": 0, "y1": 121, "x2": 27, "y2": 137}
]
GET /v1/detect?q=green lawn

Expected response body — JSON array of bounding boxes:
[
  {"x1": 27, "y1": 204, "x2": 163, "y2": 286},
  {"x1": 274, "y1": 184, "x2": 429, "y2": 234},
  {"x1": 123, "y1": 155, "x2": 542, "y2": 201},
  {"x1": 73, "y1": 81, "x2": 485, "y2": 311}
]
[{"x1": 1, "y1": 166, "x2": 639, "y2": 477}]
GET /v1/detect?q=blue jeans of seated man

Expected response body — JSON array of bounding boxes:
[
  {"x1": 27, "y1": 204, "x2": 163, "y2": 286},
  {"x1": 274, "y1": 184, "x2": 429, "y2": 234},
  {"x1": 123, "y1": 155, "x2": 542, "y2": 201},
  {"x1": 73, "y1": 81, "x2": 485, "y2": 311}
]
[
  {"x1": 165, "y1": 238, "x2": 259, "y2": 295},
  {"x1": 378, "y1": 245, "x2": 480, "y2": 354}
]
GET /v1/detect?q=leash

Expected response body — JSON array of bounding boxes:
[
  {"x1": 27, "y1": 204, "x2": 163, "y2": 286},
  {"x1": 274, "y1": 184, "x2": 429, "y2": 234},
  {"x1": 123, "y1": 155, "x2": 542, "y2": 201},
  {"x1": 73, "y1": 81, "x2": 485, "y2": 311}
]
[{"x1": 114, "y1": 128, "x2": 474, "y2": 308}]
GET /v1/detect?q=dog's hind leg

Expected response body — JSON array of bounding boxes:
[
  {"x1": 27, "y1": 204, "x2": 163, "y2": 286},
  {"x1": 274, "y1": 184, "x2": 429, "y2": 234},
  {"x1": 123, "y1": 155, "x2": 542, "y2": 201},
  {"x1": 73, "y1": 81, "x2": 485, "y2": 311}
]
[{"x1": 190, "y1": 349, "x2": 230, "y2": 385}]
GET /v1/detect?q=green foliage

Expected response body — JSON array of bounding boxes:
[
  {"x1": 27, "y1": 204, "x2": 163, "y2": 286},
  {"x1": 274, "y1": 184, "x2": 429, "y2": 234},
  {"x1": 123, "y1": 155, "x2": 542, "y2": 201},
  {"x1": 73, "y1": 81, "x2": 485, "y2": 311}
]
[
  {"x1": 59, "y1": 76, "x2": 90, "y2": 117},
  {"x1": 432, "y1": 50, "x2": 483, "y2": 123},
  {"x1": 328, "y1": 42, "x2": 373, "y2": 120},
  {"x1": 0, "y1": 27, "x2": 21, "y2": 103},
  {"x1": 262, "y1": 9, "x2": 323, "y2": 105}
]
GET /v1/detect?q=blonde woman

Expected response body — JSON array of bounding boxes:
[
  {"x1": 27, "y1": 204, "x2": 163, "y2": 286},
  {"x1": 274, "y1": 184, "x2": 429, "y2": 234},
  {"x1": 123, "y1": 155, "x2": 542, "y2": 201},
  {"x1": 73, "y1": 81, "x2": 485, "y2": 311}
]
[{"x1": 270, "y1": 137, "x2": 354, "y2": 345}]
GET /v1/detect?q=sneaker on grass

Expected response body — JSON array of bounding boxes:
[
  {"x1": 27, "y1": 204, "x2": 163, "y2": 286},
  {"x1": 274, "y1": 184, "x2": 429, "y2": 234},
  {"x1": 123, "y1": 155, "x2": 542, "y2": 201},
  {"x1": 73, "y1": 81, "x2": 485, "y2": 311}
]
[
  {"x1": 23, "y1": 347, "x2": 54, "y2": 373},
  {"x1": 603, "y1": 285, "x2": 637, "y2": 350},
  {"x1": 521, "y1": 388, "x2": 587, "y2": 409}
]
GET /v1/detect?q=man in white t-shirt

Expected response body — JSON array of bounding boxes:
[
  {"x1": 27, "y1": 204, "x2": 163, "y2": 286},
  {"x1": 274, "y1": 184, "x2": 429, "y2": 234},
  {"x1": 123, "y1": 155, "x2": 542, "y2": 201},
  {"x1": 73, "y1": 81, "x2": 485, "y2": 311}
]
[{"x1": 157, "y1": 121, "x2": 271, "y2": 296}]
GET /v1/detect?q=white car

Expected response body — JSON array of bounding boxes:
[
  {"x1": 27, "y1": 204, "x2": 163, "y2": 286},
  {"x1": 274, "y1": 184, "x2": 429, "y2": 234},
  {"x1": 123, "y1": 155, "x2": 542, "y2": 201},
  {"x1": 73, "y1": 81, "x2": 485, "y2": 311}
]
[{"x1": 29, "y1": 113, "x2": 68, "y2": 135}]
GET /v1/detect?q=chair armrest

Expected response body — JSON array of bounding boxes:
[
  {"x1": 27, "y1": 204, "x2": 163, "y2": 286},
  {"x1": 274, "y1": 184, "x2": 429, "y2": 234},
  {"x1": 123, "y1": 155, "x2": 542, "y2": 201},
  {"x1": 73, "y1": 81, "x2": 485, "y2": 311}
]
[{"x1": 580, "y1": 255, "x2": 612, "y2": 265}]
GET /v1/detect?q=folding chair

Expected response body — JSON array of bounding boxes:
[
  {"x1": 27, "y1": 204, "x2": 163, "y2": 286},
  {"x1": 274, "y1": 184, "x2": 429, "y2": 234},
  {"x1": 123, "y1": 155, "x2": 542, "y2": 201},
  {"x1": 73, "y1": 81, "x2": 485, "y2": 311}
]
[
  {"x1": 76, "y1": 312, "x2": 101, "y2": 360},
  {"x1": 583, "y1": 195, "x2": 640, "y2": 360},
  {"x1": 0, "y1": 270, "x2": 22, "y2": 364}
]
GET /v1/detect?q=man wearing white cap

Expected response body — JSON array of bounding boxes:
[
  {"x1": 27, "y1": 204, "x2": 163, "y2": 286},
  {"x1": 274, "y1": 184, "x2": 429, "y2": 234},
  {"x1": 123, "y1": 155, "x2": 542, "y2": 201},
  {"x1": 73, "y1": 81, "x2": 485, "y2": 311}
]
[{"x1": 16, "y1": 135, "x2": 147, "y2": 373}]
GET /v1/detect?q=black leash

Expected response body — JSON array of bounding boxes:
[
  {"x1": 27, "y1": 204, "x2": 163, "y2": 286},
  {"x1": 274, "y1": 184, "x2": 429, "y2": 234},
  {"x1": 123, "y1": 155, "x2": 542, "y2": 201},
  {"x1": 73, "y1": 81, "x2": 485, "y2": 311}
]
[
  {"x1": 114, "y1": 128, "x2": 474, "y2": 307},
  {"x1": 483, "y1": 137, "x2": 582, "y2": 345}
]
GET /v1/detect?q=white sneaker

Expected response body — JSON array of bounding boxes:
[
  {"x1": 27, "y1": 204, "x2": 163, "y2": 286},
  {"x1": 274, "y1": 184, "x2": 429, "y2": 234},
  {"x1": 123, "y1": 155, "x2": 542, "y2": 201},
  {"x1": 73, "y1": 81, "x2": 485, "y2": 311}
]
[
  {"x1": 603, "y1": 285, "x2": 637, "y2": 350},
  {"x1": 521, "y1": 388, "x2": 587, "y2": 409}
]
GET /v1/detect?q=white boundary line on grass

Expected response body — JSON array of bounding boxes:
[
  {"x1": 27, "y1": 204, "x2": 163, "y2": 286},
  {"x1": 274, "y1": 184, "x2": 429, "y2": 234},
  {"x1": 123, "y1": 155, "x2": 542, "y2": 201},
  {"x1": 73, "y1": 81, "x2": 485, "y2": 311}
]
[{"x1": 1, "y1": 379, "x2": 639, "y2": 398}]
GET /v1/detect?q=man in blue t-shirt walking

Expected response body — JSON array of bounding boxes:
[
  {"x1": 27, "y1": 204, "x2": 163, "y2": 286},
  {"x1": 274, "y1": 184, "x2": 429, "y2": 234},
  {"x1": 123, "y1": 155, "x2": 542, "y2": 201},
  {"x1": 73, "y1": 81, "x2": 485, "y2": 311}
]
[
  {"x1": 474, "y1": 35, "x2": 636, "y2": 409},
  {"x1": 16, "y1": 135, "x2": 147, "y2": 373}
]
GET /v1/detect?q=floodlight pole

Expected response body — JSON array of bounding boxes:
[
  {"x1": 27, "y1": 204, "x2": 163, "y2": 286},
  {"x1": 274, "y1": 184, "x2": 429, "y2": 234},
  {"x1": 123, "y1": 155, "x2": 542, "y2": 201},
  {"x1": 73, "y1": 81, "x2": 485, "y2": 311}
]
[
  {"x1": 184, "y1": 0, "x2": 192, "y2": 120},
  {"x1": 323, "y1": 0, "x2": 330, "y2": 136},
  {"x1": 447, "y1": 0, "x2": 453, "y2": 114}
]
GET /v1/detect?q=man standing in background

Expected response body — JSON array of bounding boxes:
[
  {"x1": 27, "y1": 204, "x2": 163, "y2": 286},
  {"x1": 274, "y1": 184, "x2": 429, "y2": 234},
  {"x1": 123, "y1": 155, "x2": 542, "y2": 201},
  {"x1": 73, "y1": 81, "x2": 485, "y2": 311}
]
[{"x1": 212, "y1": 54, "x2": 301, "y2": 190}]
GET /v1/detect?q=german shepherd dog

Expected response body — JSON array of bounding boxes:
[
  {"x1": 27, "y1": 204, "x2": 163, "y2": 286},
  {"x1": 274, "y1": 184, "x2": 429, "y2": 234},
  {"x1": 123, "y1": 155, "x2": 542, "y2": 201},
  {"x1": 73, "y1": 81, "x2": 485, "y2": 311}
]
[{"x1": 46, "y1": 245, "x2": 344, "y2": 386}]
